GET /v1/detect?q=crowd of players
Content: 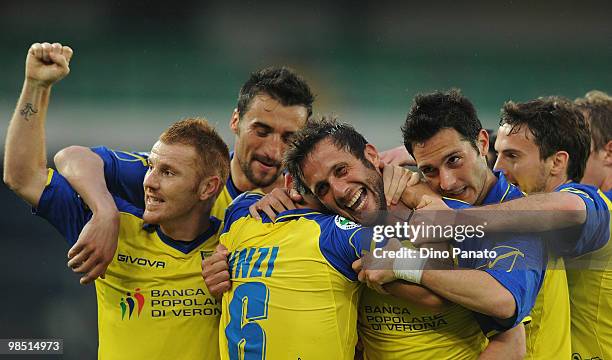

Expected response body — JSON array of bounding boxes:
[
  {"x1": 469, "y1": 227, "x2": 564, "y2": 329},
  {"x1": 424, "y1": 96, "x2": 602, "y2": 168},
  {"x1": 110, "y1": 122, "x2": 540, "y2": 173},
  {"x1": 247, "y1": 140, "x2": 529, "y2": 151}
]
[{"x1": 4, "y1": 42, "x2": 611, "y2": 359}]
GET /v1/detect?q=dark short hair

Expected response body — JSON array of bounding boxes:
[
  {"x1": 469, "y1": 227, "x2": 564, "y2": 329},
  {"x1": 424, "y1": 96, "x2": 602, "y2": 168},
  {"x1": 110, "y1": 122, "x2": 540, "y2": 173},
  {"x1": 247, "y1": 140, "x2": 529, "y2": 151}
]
[
  {"x1": 575, "y1": 90, "x2": 612, "y2": 151},
  {"x1": 501, "y1": 97, "x2": 590, "y2": 182},
  {"x1": 237, "y1": 66, "x2": 314, "y2": 119},
  {"x1": 402, "y1": 89, "x2": 482, "y2": 156},
  {"x1": 284, "y1": 116, "x2": 370, "y2": 195}
]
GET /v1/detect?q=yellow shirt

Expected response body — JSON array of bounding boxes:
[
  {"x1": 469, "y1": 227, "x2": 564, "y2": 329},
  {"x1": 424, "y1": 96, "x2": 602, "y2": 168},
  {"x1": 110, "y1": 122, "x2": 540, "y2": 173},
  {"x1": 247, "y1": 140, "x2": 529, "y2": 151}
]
[
  {"x1": 219, "y1": 193, "x2": 369, "y2": 360},
  {"x1": 564, "y1": 188, "x2": 612, "y2": 360},
  {"x1": 35, "y1": 169, "x2": 222, "y2": 360}
]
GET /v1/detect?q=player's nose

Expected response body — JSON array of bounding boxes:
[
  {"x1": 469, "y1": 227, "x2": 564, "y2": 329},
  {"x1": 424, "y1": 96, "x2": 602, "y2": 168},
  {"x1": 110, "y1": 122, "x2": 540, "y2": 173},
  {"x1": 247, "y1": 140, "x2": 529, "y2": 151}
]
[
  {"x1": 261, "y1": 134, "x2": 283, "y2": 163},
  {"x1": 143, "y1": 170, "x2": 160, "y2": 190},
  {"x1": 439, "y1": 168, "x2": 458, "y2": 191}
]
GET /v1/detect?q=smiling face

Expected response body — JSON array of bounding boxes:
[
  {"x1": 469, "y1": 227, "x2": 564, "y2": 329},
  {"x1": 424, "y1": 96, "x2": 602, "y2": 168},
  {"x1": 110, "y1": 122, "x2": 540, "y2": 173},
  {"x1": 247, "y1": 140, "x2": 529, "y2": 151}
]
[
  {"x1": 413, "y1": 128, "x2": 491, "y2": 205},
  {"x1": 142, "y1": 141, "x2": 206, "y2": 225},
  {"x1": 231, "y1": 94, "x2": 308, "y2": 189},
  {"x1": 300, "y1": 139, "x2": 386, "y2": 224},
  {"x1": 494, "y1": 124, "x2": 551, "y2": 194}
]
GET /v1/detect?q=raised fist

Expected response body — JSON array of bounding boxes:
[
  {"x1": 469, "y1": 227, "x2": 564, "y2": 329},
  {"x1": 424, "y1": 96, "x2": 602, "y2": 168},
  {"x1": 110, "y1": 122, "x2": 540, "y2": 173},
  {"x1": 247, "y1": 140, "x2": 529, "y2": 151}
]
[{"x1": 26, "y1": 42, "x2": 73, "y2": 87}]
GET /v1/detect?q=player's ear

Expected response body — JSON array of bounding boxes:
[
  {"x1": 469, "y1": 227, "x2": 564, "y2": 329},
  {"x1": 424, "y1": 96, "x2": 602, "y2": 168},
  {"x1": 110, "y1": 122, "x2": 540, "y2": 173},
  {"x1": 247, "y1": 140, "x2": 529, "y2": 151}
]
[
  {"x1": 284, "y1": 173, "x2": 294, "y2": 189},
  {"x1": 549, "y1": 151, "x2": 570, "y2": 177},
  {"x1": 364, "y1": 144, "x2": 380, "y2": 169},
  {"x1": 476, "y1": 129, "x2": 490, "y2": 158},
  {"x1": 199, "y1": 175, "x2": 221, "y2": 201},
  {"x1": 230, "y1": 109, "x2": 240, "y2": 135},
  {"x1": 603, "y1": 140, "x2": 612, "y2": 166}
]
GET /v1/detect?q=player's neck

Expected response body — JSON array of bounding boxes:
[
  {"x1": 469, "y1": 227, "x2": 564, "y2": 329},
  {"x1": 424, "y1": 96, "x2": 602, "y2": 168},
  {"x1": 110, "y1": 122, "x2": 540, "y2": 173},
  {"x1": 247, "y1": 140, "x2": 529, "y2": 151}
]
[
  {"x1": 158, "y1": 208, "x2": 212, "y2": 241},
  {"x1": 230, "y1": 156, "x2": 255, "y2": 193},
  {"x1": 601, "y1": 170, "x2": 612, "y2": 192},
  {"x1": 261, "y1": 176, "x2": 284, "y2": 194},
  {"x1": 474, "y1": 170, "x2": 497, "y2": 205},
  {"x1": 545, "y1": 174, "x2": 569, "y2": 193}
]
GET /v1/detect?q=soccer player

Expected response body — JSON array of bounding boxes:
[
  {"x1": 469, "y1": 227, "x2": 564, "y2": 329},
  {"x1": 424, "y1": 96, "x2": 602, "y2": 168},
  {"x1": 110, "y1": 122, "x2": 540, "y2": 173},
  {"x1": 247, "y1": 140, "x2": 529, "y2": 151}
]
[
  {"x1": 287, "y1": 93, "x2": 543, "y2": 359},
  {"x1": 271, "y1": 113, "x2": 543, "y2": 358},
  {"x1": 469, "y1": 97, "x2": 611, "y2": 360},
  {"x1": 576, "y1": 90, "x2": 612, "y2": 193},
  {"x1": 3, "y1": 42, "x2": 230, "y2": 359},
  {"x1": 52, "y1": 66, "x2": 314, "y2": 284},
  {"x1": 218, "y1": 187, "x2": 365, "y2": 359}
]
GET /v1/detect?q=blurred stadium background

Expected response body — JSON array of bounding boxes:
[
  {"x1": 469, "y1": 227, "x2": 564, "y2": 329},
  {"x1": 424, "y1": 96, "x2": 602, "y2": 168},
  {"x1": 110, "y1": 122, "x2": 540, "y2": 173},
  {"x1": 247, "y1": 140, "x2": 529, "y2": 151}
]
[{"x1": 0, "y1": 0, "x2": 610, "y2": 358}]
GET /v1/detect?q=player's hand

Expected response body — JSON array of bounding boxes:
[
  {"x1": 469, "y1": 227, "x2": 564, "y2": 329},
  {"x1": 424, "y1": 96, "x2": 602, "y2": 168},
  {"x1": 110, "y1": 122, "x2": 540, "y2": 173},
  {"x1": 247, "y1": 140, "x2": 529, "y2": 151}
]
[
  {"x1": 381, "y1": 164, "x2": 420, "y2": 207},
  {"x1": 379, "y1": 146, "x2": 416, "y2": 167},
  {"x1": 415, "y1": 194, "x2": 450, "y2": 211},
  {"x1": 202, "y1": 244, "x2": 231, "y2": 299},
  {"x1": 67, "y1": 210, "x2": 120, "y2": 285},
  {"x1": 249, "y1": 188, "x2": 301, "y2": 221},
  {"x1": 399, "y1": 181, "x2": 438, "y2": 209},
  {"x1": 25, "y1": 42, "x2": 73, "y2": 87},
  {"x1": 354, "y1": 259, "x2": 391, "y2": 294}
]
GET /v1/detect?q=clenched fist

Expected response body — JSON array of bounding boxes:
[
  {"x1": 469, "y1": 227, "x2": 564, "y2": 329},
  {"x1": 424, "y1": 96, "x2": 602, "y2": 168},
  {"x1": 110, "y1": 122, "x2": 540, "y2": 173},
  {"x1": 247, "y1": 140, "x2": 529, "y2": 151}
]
[{"x1": 26, "y1": 42, "x2": 73, "y2": 87}]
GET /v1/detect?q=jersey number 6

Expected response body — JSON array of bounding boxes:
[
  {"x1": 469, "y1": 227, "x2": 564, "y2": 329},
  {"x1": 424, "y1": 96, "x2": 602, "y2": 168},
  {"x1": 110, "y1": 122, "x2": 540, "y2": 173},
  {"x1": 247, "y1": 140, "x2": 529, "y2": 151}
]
[{"x1": 226, "y1": 282, "x2": 270, "y2": 360}]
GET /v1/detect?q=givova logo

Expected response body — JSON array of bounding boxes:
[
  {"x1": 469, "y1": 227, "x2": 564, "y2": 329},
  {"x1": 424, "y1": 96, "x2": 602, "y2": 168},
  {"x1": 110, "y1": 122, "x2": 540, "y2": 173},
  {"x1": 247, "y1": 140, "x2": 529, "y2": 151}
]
[{"x1": 120, "y1": 288, "x2": 145, "y2": 320}]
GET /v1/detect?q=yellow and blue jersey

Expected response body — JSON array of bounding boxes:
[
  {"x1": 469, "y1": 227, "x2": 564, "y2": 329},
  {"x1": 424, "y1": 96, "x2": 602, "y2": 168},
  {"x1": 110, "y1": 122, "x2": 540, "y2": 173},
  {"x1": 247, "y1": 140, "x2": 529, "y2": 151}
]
[
  {"x1": 34, "y1": 169, "x2": 222, "y2": 360},
  {"x1": 358, "y1": 291, "x2": 488, "y2": 360},
  {"x1": 555, "y1": 183, "x2": 612, "y2": 360},
  {"x1": 446, "y1": 172, "x2": 546, "y2": 337},
  {"x1": 219, "y1": 192, "x2": 370, "y2": 360},
  {"x1": 359, "y1": 172, "x2": 545, "y2": 360},
  {"x1": 91, "y1": 146, "x2": 248, "y2": 221}
]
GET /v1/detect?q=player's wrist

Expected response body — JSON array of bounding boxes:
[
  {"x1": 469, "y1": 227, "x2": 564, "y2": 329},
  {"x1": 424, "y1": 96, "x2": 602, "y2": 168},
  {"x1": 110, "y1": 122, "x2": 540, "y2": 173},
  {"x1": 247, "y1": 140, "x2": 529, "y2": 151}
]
[
  {"x1": 24, "y1": 78, "x2": 53, "y2": 90},
  {"x1": 89, "y1": 200, "x2": 120, "y2": 222},
  {"x1": 392, "y1": 254, "x2": 427, "y2": 284}
]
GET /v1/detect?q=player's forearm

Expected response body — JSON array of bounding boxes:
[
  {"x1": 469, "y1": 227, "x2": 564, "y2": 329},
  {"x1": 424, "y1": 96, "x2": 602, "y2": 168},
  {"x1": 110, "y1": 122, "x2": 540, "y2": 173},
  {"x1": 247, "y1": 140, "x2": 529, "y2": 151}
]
[
  {"x1": 421, "y1": 269, "x2": 516, "y2": 320},
  {"x1": 384, "y1": 281, "x2": 450, "y2": 313},
  {"x1": 457, "y1": 192, "x2": 586, "y2": 232},
  {"x1": 478, "y1": 324, "x2": 526, "y2": 360},
  {"x1": 3, "y1": 80, "x2": 52, "y2": 205},
  {"x1": 54, "y1": 146, "x2": 118, "y2": 216}
]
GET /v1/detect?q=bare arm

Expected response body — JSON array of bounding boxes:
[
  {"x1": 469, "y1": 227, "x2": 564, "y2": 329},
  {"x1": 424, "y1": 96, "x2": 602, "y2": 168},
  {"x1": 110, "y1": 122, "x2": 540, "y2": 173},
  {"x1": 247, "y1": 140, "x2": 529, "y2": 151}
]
[
  {"x1": 4, "y1": 43, "x2": 72, "y2": 206},
  {"x1": 458, "y1": 192, "x2": 586, "y2": 232},
  {"x1": 54, "y1": 146, "x2": 120, "y2": 284},
  {"x1": 479, "y1": 323, "x2": 526, "y2": 360},
  {"x1": 54, "y1": 146, "x2": 119, "y2": 219},
  {"x1": 383, "y1": 281, "x2": 450, "y2": 313},
  {"x1": 420, "y1": 268, "x2": 516, "y2": 319},
  {"x1": 362, "y1": 240, "x2": 515, "y2": 319}
]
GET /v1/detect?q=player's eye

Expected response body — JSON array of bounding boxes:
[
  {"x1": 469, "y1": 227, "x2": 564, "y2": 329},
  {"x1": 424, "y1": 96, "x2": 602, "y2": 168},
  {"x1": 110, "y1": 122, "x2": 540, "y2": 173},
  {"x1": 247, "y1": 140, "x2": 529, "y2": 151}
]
[
  {"x1": 421, "y1": 167, "x2": 434, "y2": 176},
  {"x1": 282, "y1": 133, "x2": 295, "y2": 144},
  {"x1": 256, "y1": 129, "x2": 269, "y2": 137},
  {"x1": 448, "y1": 156, "x2": 461, "y2": 165},
  {"x1": 334, "y1": 165, "x2": 347, "y2": 177},
  {"x1": 316, "y1": 183, "x2": 329, "y2": 197}
]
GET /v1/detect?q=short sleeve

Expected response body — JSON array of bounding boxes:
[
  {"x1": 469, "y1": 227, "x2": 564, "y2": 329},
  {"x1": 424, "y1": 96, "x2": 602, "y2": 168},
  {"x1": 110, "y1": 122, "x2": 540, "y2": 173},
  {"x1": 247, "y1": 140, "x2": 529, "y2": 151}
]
[
  {"x1": 91, "y1": 146, "x2": 149, "y2": 208},
  {"x1": 33, "y1": 169, "x2": 92, "y2": 246}
]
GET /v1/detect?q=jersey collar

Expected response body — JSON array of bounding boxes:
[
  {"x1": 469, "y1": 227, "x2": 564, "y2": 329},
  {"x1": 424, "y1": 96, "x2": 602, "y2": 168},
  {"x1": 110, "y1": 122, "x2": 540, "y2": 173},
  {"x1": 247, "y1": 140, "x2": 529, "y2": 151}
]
[
  {"x1": 143, "y1": 217, "x2": 221, "y2": 254},
  {"x1": 482, "y1": 171, "x2": 518, "y2": 205},
  {"x1": 264, "y1": 208, "x2": 322, "y2": 223}
]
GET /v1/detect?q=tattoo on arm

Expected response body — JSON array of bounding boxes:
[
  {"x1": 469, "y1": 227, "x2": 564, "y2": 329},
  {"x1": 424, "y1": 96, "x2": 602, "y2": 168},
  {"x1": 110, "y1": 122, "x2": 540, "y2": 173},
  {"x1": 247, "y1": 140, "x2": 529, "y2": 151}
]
[{"x1": 20, "y1": 103, "x2": 38, "y2": 121}]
